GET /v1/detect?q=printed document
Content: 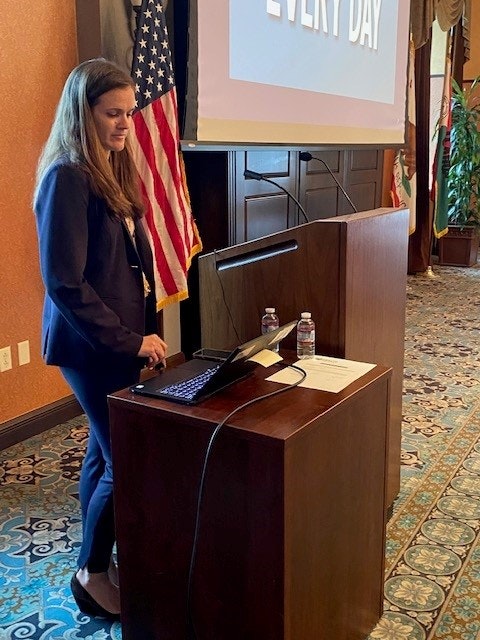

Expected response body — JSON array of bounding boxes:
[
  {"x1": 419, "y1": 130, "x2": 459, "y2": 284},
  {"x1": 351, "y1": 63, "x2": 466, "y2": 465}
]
[{"x1": 266, "y1": 355, "x2": 375, "y2": 393}]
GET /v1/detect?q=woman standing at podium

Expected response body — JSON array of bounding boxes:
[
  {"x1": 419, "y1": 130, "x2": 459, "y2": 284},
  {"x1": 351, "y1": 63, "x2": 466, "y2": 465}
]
[{"x1": 33, "y1": 58, "x2": 167, "y2": 619}]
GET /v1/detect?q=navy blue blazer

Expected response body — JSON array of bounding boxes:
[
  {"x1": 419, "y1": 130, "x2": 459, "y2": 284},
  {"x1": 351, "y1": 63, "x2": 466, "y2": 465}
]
[{"x1": 35, "y1": 158, "x2": 157, "y2": 369}]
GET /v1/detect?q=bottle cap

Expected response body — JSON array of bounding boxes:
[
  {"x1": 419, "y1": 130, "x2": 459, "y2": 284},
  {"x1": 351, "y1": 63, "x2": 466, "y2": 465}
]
[
  {"x1": 265, "y1": 307, "x2": 275, "y2": 313},
  {"x1": 301, "y1": 312, "x2": 311, "y2": 319}
]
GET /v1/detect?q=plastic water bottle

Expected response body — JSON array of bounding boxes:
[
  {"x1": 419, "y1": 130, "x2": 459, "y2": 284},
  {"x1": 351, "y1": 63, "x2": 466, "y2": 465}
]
[
  {"x1": 297, "y1": 312, "x2": 315, "y2": 359},
  {"x1": 261, "y1": 307, "x2": 280, "y2": 352}
]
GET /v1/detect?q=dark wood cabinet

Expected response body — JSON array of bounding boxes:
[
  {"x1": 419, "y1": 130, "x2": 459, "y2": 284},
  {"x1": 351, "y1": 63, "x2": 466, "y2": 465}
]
[
  {"x1": 235, "y1": 150, "x2": 302, "y2": 241},
  {"x1": 184, "y1": 148, "x2": 384, "y2": 248},
  {"x1": 302, "y1": 148, "x2": 384, "y2": 218}
]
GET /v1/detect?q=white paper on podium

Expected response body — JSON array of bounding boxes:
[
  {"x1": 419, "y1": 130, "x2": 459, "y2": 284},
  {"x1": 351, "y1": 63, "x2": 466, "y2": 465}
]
[{"x1": 265, "y1": 355, "x2": 376, "y2": 393}]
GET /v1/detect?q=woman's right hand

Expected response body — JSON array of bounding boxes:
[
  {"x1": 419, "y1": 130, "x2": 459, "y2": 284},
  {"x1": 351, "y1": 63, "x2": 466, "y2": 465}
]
[{"x1": 137, "y1": 334, "x2": 168, "y2": 369}]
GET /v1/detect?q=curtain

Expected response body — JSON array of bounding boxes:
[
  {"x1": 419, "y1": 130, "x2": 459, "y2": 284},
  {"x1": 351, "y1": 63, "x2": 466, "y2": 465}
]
[{"x1": 407, "y1": 0, "x2": 470, "y2": 272}]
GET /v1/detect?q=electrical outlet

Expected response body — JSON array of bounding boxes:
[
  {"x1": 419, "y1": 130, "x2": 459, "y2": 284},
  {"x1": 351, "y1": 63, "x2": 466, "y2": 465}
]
[
  {"x1": 0, "y1": 346, "x2": 12, "y2": 372},
  {"x1": 18, "y1": 340, "x2": 30, "y2": 366}
]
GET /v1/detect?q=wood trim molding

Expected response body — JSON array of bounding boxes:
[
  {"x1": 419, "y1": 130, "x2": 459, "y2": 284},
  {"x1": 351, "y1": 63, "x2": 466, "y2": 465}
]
[
  {"x1": 75, "y1": 0, "x2": 101, "y2": 62},
  {"x1": 0, "y1": 395, "x2": 83, "y2": 452}
]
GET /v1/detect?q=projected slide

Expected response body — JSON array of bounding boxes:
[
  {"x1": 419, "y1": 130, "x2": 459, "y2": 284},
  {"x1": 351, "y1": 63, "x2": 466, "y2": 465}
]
[
  {"x1": 184, "y1": 0, "x2": 411, "y2": 145},
  {"x1": 230, "y1": 0, "x2": 397, "y2": 104}
]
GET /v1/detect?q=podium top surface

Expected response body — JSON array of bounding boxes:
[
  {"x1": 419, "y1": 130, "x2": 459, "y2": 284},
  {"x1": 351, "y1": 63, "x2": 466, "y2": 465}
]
[{"x1": 109, "y1": 355, "x2": 391, "y2": 443}]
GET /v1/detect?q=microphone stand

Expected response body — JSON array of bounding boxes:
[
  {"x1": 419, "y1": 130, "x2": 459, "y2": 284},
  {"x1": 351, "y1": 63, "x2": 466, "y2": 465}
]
[
  {"x1": 299, "y1": 153, "x2": 358, "y2": 213},
  {"x1": 244, "y1": 169, "x2": 310, "y2": 224}
]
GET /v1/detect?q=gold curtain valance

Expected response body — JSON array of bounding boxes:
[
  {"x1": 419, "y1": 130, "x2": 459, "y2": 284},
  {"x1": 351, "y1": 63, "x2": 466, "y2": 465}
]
[
  {"x1": 411, "y1": 0, "x2": 470, "y2": 59},
  {"x1": 435, "y1": 0, "x2": 464, "y2": 30},
  {"x1": 411, "y1": 0, "x2": 434, "y2": 49}
]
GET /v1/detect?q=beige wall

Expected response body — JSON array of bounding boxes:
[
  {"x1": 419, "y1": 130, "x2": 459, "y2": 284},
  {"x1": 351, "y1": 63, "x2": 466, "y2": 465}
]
[{"x1": 0, "y1": 2, "x2": 78, "y2": 424}]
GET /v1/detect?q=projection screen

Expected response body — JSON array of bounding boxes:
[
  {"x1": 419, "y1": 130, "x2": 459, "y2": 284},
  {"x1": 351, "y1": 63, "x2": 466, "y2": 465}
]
[{"x1": 183, "y1": 0, "x2": 411, "y2": 146}]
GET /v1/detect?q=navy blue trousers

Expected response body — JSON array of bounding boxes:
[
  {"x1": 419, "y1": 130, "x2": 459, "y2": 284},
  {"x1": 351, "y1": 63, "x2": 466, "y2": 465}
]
[{"x1": 61, "y1": 361, "x2": 141, "y2": 572}]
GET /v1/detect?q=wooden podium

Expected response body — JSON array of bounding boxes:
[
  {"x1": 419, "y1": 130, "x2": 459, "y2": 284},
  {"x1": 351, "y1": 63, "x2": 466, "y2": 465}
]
[
  {"x1": 198, "y1": 207, "x2": 409, "y2": 508},
  {"x1": 109, "y1": 358, "x2": 391, "y2": 640}
]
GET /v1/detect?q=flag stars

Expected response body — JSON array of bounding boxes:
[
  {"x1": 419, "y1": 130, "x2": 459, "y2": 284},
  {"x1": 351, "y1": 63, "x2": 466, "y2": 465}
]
[{"x1": 132, "y1": 0, "x2": 175, "y2": 108}]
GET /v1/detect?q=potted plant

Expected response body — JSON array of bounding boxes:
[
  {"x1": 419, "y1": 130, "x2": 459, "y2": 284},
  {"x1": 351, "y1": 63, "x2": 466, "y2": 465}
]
[{"x1": 438, "y1": 76, "x2": 480, "y2": 266}]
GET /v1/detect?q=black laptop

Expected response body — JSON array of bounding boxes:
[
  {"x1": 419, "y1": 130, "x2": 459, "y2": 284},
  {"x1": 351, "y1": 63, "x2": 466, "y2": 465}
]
[{"x1": 130, "y1": 320, "x2": 296, "y2": 405}]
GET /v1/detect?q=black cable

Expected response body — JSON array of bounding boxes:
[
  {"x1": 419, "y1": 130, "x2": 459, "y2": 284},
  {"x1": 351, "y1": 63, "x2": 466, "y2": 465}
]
[
  {"x1": 213, "y1": 249, "x2": 241, "y2": 344},
  {"x1": 244, "y1": 169, "x2": 310, "y2": 224},
  {"x1": 257, "y1": 176, "x2": 310, "y2": 224},
  {"x1": 186, "y1": 363, "x2": 307, "y2": 639},
  {"x1": 299, "y1": 152, "x2": 358, "y2": 214}
]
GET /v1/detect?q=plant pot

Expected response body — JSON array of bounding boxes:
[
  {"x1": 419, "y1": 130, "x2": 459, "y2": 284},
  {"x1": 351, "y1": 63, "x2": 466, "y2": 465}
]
[{"x1": 438, "y1": 225, "x2": 479, "y2": 267}]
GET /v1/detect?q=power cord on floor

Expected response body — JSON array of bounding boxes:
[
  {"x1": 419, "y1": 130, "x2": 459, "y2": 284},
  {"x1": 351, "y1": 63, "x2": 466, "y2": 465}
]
[{"x1": 186, "y1": 363, "x2": 307, "y2": 639}]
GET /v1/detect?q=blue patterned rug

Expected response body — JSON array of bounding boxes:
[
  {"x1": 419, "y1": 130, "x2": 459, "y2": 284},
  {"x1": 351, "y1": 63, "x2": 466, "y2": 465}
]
[
  {"x1": 0, "y1": 419, "x2": 121, "y2": 639},
  {"x1": 1, "y1": 264, "x2": 479, "y2": 639}
]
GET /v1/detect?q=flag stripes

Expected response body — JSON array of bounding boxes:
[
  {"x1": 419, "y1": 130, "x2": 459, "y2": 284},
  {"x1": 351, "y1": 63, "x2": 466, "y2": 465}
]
[{"x1": 130, "y1": 0, "x2": 202, "y2": 309}]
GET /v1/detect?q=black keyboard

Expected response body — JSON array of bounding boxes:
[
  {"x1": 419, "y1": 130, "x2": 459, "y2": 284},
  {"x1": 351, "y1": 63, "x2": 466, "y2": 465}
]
[{"x1": 160, "y1": 365, "x2": 220, "y2": 401}]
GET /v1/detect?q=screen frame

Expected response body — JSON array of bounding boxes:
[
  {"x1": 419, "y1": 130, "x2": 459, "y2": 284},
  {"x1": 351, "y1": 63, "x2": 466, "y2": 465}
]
[{"x1": 181, "y1": 0, "x2": 411, "y2": 148}]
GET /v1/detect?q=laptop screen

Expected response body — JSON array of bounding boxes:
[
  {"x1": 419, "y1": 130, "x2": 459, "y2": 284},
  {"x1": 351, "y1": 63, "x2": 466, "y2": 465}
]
[
  {"x1": 229, "y1": 320, "x2": 297, "y2": 363},
  {"x1": 130, "y1": 320, "x2": 297, "y2": 405}
]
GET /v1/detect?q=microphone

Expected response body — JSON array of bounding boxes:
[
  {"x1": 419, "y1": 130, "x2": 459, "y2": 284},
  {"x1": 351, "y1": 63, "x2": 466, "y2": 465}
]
[
  {"x1": 244, "y1": 169, "x2": 309, "y2": 224},
  {"x1": 299, "y1": 152, "x2": 358, "y2": 213}
]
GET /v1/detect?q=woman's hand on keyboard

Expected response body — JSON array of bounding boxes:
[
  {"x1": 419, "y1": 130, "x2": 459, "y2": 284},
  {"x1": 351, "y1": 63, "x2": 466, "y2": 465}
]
[{"x1": 137, "y1": 334, "x2": 168, "y2": 369}]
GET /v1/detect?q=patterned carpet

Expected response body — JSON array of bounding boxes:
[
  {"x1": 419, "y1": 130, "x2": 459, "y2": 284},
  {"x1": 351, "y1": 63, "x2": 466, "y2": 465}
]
[
  {"x1": 367, "y1": 263, "x2": 480, "y2": 640},
  {"x1": 0, "y1": 264, "x2": 479, "y2": 639}
]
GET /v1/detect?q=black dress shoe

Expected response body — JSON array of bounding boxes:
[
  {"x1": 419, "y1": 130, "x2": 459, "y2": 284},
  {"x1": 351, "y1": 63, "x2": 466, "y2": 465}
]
[{"x1": 70, "y1": 574, "x2": 120, "y2": 621}]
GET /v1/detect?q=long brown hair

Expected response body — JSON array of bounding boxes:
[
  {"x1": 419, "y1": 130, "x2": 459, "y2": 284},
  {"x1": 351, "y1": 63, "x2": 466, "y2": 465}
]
[{"x1": 34, "y1": 58, "x2": 144, "y2": 218}]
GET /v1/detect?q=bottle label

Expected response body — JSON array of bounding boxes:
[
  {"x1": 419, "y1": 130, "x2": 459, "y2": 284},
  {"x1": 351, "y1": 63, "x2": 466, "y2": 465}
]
[{"x1": 297, "y1": 330, "x2": 314, "y2": 341}]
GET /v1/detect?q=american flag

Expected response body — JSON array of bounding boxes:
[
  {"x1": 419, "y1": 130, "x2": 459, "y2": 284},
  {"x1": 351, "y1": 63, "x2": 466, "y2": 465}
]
[{"x1": 130, "y1": 0, "x2": 202, "y2": 310}]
